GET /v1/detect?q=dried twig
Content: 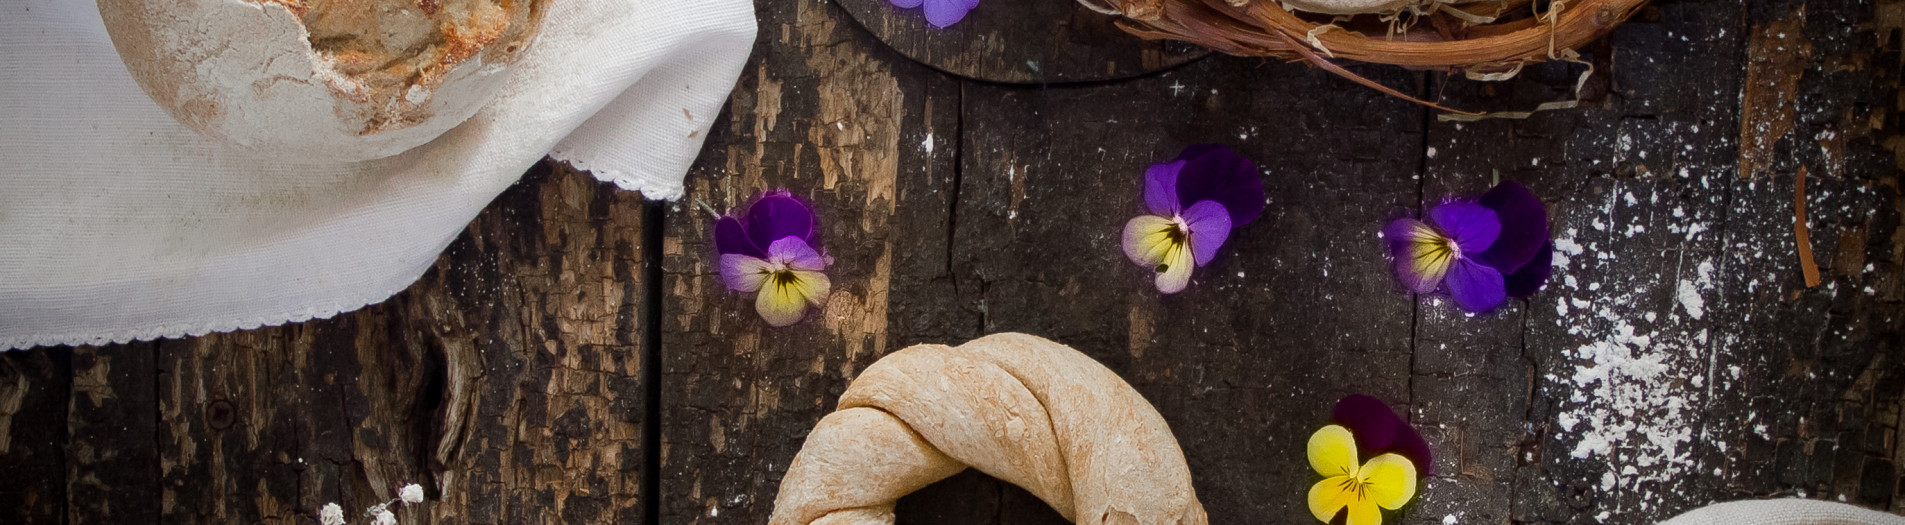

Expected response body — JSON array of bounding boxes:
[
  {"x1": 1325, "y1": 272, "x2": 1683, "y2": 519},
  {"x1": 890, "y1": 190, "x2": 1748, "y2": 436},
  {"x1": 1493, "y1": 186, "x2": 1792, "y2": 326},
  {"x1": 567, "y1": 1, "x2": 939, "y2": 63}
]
[
  {"x1": 1270, "y1": 30, "x2": 1481, "y2": 115},
  {"x1": 1794, "y1": 166, "x2": 1821, "y2": 288}
]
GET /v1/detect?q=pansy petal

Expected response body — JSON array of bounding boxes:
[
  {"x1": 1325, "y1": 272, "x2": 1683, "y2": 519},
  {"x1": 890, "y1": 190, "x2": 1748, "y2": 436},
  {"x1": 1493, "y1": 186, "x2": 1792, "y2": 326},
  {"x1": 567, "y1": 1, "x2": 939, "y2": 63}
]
[
  {"x1": 1386, "y1": 219, "x2": 1453, "y2": 294},
  {"x1": 1346, "y1": 500, "x2": 1384, "y2": 525},
  {"x1": 1153, "y1": 242, "x2": 1195, "y2": 294},
  {"x1": 1390, "y1": 428, "x2": 1435, "y2": 479},
  {"x1": 767, "y1": 237, "x2": 828, "y2": 272},
  {"x1": 1475, "y1": 181, "x2": 1549, "y2": 273},
  {"x1": 1143, "y1": 160, "x2": 1185, "y2": 216},
  {"x1": 890, "y1": 0, "x2": 923, "y2": 7},
  {"x1": 1361, "y1": 453, "x2": 1418, "y2": 510},
  {"x1": 756, "y1": 270, "x2": 829, "y2": 327},
  {"x1": 786, "y1": 269, "x2": 832, "y2": 307},
  {"x1": 1382, "y1": 218, "x2": 1427, "y2": 253},
  {"x1": 1180, "y1": 200, "x2": 1232, "y2": 266},
  {"x1": 921, "y1": 0, "x2": 972, "y2": 27},
  {"x1": 718, "y1": 254, "x2": 773, "y2": 293},
  {"x1": 1308, "y1": 425, "x2": 1359, "y2": 477},
  {"x1": 746, "y1": 192, "x2": 817, "y2": 253},
  {"x1": 1427, "y1": 202, "x2": 1500, "y2": 255},
  {"x1": 1444, "y1": 258, "x2": 1507, "y2": 313},
  {"x1": 1331, "y1": 395, "x2": 1402, "y2": 456},
  {"x1": 1503, "y1": 241, "x2": 1554, "y2": 298},
  {"x1": 1122, "y1": 215, "x2": 1178, "y2": 267},
  {"x1": 755, "y1": 285, "x2": 807, "y2": 327},
  {"x1": 1174, "y1": 145, "x2": 1265, "y2": 227},
  {"x1": 1331, "y1": 394, "x2": 1434, "y2": 476},
  {"x1": 1307, "y1": 477, "x2": 1356, "y2": 524},
  {"x1": 713, "y1": 216, "x2": 765, "y2": 258}
]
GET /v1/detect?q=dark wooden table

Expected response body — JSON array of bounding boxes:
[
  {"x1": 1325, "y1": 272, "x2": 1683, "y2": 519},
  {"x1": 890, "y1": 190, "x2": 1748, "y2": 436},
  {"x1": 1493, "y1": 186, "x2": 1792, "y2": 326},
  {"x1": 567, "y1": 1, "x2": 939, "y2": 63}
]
[{"x1": 3, "y1": 0, "x2": 1903, "y2": 523}]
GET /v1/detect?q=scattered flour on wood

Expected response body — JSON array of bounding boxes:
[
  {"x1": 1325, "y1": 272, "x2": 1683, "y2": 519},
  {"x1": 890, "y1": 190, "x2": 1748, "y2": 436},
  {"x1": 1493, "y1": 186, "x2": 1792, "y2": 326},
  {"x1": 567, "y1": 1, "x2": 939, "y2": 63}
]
[{"x1": 1550, "y1": 227, "x2": 1719, "y2": 516}]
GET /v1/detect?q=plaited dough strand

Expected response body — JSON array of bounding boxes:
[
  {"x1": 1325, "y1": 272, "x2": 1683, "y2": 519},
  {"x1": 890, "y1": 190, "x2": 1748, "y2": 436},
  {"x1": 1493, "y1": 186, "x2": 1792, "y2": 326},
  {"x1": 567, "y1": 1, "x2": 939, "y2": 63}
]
[{"x1": 770, "y1": 333, "x2": 1207, "y2": 525}]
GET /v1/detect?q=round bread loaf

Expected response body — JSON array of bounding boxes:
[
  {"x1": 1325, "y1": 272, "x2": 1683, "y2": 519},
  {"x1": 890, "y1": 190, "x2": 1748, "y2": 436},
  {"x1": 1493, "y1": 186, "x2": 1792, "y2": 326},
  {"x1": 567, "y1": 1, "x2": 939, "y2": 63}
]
[{"x1": 98, "y1": 0, "x2": 549, "y2": 161}]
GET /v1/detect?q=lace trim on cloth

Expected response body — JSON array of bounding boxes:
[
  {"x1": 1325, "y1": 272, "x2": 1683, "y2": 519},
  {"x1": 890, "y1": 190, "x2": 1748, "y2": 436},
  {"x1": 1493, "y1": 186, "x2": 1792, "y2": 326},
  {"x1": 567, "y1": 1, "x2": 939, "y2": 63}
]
[
  {"x1": 2, "y1": 287, "x2": 401, "y2": 350},
  {"x1": 550, "y1": 149, "x2": 689, "y2": 201}
]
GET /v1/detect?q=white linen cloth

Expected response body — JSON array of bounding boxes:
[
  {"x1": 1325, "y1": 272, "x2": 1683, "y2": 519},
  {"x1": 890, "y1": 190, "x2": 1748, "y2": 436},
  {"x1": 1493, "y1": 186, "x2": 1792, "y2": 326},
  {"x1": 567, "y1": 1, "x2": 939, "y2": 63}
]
[
  {"x1": 1659, "y1": 499, "x2": 1905, "y2": 524},
  {"x1": 0, "y1": 0, "x2": 757, "y2": 350}
]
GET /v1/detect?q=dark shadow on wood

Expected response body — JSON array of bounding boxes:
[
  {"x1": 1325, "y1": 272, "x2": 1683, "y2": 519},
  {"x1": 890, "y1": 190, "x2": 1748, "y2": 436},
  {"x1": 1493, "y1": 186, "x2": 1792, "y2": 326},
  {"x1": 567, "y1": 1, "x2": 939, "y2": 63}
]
[
  {"x1": 0, "y1": 348, "x2": 70, "y2": 523},
  {"x1": 644, "y1": 200, "x2": 666, "y2": 525},
  {"x1": 896, "y1": 469, "x2": 1068, "y2": 524}
]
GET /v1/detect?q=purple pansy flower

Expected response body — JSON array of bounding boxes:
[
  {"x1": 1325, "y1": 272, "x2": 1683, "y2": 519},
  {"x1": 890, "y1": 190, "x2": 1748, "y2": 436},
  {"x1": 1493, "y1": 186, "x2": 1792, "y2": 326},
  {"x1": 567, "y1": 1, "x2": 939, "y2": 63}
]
[
  {"x1": 714, "y1": 191, "x2": 831, "y2": 327},
  {"x1": 1385, "y1": 181, "x2": 1551, "y2": 312},
  {"x1": 1330, "y1": 394, "x2": 1433, "y2": 476},
  {"x1": 891, "y1": 0, "x2": 981, "y2": 28},
  {"x1": 1122, "y1": 145, "x2": 1266, "y2": 294}
]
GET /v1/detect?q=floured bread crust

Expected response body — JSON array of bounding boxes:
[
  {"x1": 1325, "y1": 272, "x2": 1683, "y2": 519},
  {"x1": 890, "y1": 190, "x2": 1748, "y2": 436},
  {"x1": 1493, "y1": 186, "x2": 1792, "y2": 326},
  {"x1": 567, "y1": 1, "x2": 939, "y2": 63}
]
[
  {"x1": 98, "y1": 0, "x2": 548, "y2": 161},
  {"x1": 770, "y1": 334, "x2": 1207, "y2": 525}
]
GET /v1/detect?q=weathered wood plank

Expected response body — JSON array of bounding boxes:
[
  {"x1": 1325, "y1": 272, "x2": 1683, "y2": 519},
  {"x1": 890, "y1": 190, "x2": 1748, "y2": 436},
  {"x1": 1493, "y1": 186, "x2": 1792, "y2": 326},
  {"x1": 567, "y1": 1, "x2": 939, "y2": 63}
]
[
  {"x1": 1, "y1": 0, "x2": 1899, "y2": 522},
  {"x1": 1704, "y1": 0, "x2": 1905, "y2": 511},
  {"x1": 0, "y1": 348, "x2": 69, "y2": 523},
  {"x1": 950, "y1": 58, "x2": 1427, "y2": 520},
  {"x1": 133, "y1": 161, "x2": 649, "y2": 525},
  {"x1": 1414, "y1": 0, "x2": 1755, "y2": 520},
  {"x1": 155, "y1": 317, "x2": 405, "y2": 523},
  {"x1": 1415, "y1": 0, "x2": 1905, "y2": 523},
  {"x1": 657, "y1": 0, "x2": 968, "y2": 521},
  {"x1": 67, "y1": 342, "x2": 160, "y2": 524},
  {"x1": 409, "y1": 162, "x2": 650, "y2": 525},
  {"x1": 833, "y1": 0, "x2": 1208, "y2": 83}
]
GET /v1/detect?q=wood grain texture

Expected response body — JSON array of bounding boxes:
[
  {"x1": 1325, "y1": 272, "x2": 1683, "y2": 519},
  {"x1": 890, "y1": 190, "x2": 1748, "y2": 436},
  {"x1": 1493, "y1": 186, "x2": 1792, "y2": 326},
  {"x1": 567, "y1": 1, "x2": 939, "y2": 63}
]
[
  {"x1": 68, "y1": 343, "x2": 160, "y2": 524},
  {"x1": 0, "y1": 349, "x2": 69, "y2": 523},
  {"x1": 1414, "y1": 0, "x2": 1905, "y2": 523},
  {"x1": 3, "y1": 0, "x2": 1905, "y2": 522},
  {"x1": 834, "y1": 0, "x2": 1208, "y2": 83},
  {"x1": 1712, "y1": 0, "x2": 1905, "y2": 511},
  {"x1": 657, "y1": 0, "x2": 970, "y2": 522},
  {"x1": 0, "y1": 163, "x2": 652, "y2": 525},
  {"x1": 950, "y1": 58, "x2": 1426, "y2": 522},
  {"x1": 1415, "y1": 1, "x2": 1752, "y2": 519}
]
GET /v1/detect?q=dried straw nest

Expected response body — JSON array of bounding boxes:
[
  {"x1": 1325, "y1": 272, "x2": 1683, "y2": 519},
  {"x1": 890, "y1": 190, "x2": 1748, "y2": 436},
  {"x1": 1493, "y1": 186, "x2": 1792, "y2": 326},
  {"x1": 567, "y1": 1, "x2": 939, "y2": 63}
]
[{"x1": 1077, "y1": 0, "x2": 1649, "y2": 111}]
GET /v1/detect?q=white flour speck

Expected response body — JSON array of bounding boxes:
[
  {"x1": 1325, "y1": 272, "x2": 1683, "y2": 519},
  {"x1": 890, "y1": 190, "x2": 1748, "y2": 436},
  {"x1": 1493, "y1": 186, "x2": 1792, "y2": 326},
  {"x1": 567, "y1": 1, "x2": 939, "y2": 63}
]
[
  {"x1": 1555, "y1": 236, "x2": 1585, "y2": 256},
  {"x1": 1677, "y1": 281, "x2": 1705, "y2": 320}
]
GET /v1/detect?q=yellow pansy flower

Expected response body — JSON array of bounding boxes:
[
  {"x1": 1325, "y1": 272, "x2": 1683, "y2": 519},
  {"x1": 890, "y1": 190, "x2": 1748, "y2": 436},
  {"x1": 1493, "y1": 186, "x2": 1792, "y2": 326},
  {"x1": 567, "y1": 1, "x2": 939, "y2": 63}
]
[{"x1": 1307, "y1": 424, "x2": 1416, "y2": 525}]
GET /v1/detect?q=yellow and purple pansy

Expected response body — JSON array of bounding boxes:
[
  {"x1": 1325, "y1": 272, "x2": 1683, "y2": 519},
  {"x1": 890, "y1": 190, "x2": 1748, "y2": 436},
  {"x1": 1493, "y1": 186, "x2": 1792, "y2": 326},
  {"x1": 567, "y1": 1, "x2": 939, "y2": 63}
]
[
  {"x1": 1307, "y1": 395, "x2": 1433, "y2": 525},
  {"x1": 1121, "y1": 145, "x2": 1265, "y2": 294},
  {"x1": 1384, "y1": 181, "x2": 1553, "y2": 312},
  {"x1": 714, "y1": 191, "x2": 831, "y2": 327}
]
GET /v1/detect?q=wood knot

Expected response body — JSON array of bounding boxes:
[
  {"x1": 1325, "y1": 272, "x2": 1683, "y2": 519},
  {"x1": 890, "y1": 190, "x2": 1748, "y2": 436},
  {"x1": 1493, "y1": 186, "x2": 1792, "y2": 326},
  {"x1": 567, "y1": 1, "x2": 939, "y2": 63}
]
[
  {"x1": 1564, "y1": 480, "x2": 1597, "y2": 509},
  {"x1": 207, "y1": 399, "x2": 238, "y2": 430}
]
